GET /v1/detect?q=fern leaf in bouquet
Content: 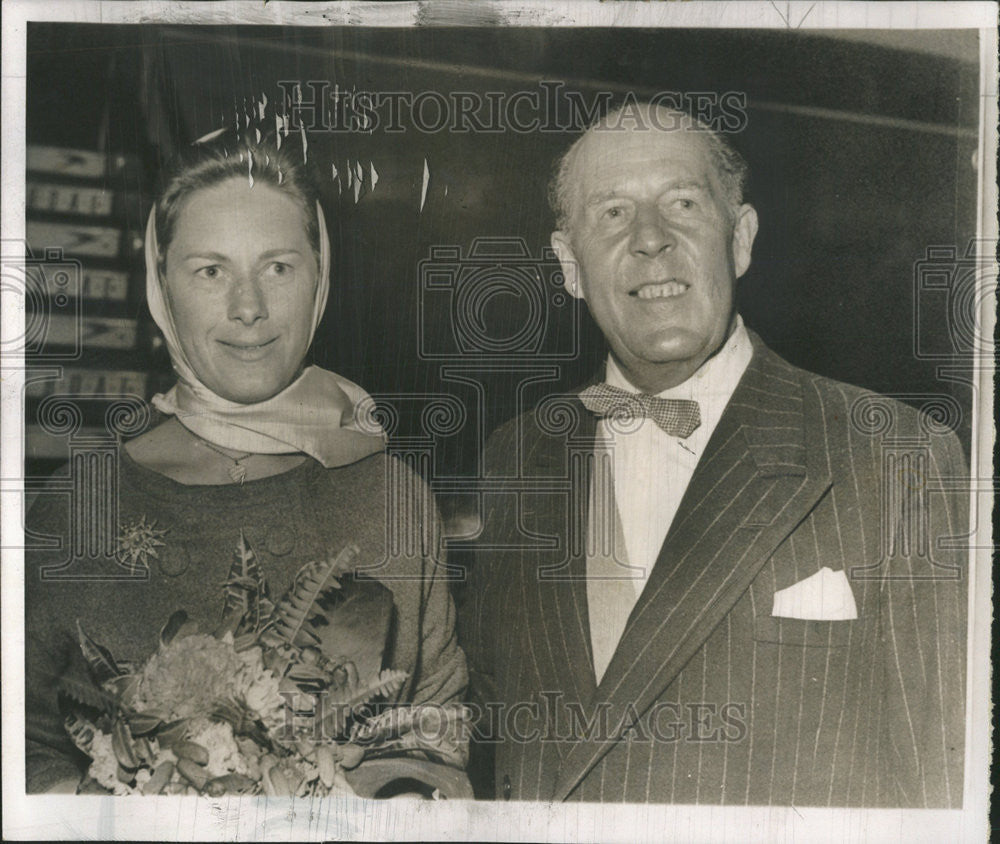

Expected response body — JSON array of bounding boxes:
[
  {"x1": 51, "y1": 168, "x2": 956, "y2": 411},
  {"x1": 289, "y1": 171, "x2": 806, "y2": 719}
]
[
  {"x1": 259, "y1": 544, "x2": 394, "y2": 691},
  {"x1": 259, "y1": 544, "x2": 358, "y2": 650},
  {"x1": 76, "y1": 621, "x2": 122, "y2": 683},
  {"x1": 57, "y1": 672, "x2": 119, "y2": 716},
  {"x1": 218, "y1": 530, "x2": 271, "y2": 639},
  {"x1": 56, "y1": 622, "x2": 126, "y2": 717},
  {"x1": 320, "y1": 668, "x2": 409, "y2": 738},
  {"x1": 352, "y1": 703, "x2": 471, "y2": 769}
]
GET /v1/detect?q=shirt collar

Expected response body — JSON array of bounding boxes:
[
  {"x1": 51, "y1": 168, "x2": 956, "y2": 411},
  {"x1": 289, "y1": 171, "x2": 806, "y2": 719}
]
[{"x1": 603, "y1": 315, "x2": 753, "y2": 452}]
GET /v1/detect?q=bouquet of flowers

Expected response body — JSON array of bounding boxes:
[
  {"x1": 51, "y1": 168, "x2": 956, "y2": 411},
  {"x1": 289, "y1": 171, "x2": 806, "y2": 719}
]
[{"x1": 58, "y1": 535, "x2": 471, "y2": 798}]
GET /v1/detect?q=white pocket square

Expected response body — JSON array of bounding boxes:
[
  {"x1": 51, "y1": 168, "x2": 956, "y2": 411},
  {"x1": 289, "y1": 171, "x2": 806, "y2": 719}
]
[{"x1": 771, "y1": 567, "x2": 858, "y2": 621}]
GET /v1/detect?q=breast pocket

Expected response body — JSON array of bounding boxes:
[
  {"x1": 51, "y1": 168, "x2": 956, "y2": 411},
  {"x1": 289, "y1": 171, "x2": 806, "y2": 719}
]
[{"x1": 754, "y1": 615, "x2": 853, "y2": 647}]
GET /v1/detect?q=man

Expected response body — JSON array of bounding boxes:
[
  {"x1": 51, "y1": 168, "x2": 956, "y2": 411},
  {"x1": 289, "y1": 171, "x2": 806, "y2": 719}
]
[{"x1": 460, "y1": 103, "x2": 967, "y2": 806}]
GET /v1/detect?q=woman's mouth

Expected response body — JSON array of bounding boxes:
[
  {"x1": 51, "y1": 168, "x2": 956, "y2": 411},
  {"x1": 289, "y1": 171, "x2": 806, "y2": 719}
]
[
  {"x1": 220, "y1": 338, "x2": 277, "y2": 349},
  {"x1": 631, "y1": 280, "x2": 690, "y2": 300},
  {"x1": 218, "y1": 338, "x2": 278, "y2": 359}
]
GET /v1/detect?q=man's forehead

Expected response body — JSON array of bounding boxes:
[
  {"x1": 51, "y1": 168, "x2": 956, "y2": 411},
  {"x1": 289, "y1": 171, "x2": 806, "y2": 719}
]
[
  {"x1": 579, "y1": 121, "x2": 709, "y2": 164},
  {"x1": 570, "y1": 125, "x2": 715, "y2": 195}
]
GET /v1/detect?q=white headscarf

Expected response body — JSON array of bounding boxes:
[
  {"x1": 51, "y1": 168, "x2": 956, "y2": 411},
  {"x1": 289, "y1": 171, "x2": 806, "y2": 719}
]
[{"x1": 145, "y1": 200, "x2": 385, "y2": 468}]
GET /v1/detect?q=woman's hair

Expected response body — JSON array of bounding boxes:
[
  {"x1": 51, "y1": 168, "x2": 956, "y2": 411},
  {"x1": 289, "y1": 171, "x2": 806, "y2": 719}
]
[{"x1": 154, "y1": 130, "x2": 322, "y2": 277}]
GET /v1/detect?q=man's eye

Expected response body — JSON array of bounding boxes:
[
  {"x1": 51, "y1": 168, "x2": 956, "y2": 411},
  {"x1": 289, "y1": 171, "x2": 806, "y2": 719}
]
[
  {"x1": 602, "y1": 205, "x2": 628, "y2": 221},
  {"x1": 674, "y1": 198, "x2": 697, "y2": 211}
]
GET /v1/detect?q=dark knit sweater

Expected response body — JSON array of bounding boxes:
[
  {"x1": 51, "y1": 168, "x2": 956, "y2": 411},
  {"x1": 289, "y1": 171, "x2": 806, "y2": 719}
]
[{"x1": 25, "y1": 447, "x2": 467, "y2": 793}]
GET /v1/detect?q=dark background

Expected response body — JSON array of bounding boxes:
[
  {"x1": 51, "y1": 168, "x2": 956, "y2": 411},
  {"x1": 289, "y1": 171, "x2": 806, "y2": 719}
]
[{"x1": 25, "y1": 24, "x2": 981, "y2": 522}]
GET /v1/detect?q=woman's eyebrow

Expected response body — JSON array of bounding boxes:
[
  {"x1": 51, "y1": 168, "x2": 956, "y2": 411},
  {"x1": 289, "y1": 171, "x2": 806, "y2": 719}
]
[{"x1": 181, "y1": 249, "x2": 303, "y2": 262}]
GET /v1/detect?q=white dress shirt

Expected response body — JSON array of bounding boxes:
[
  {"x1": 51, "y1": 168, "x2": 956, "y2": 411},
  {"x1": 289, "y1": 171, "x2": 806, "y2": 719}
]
[{"x1": 600, "y1": 316, "x2": 753, "y2": 598}]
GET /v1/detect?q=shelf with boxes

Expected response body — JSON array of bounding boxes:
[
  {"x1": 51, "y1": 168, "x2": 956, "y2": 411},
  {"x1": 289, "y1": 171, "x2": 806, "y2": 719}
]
[{"x1": 23, "y1": 144, "x2": 173, "y2": 477}]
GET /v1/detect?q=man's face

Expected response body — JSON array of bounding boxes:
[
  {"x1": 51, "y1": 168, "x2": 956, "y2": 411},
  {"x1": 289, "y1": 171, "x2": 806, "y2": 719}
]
[{"x1": 551, "y1": 122, "x2": 758, "y2": 390}]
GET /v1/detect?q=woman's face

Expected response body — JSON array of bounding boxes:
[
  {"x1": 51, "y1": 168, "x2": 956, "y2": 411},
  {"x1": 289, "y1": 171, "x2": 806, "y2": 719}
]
[{"x1": 163, "y1": 177, "x2": 319, "y2": 404}]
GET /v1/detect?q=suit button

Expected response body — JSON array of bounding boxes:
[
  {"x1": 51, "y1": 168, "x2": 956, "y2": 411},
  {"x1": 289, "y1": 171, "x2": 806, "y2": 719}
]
[{"x1": 502, "y1": 774, "x2": 511, "y2": 800}]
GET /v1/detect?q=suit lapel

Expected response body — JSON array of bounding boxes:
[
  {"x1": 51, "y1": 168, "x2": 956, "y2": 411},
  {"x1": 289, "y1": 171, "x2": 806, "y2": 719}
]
[
  {"x1": 551, "y1": 341, "x2": 833, "y2": 801},
  {"x1": 517, "y1": 401, "x2": 599, "y2": 761}
]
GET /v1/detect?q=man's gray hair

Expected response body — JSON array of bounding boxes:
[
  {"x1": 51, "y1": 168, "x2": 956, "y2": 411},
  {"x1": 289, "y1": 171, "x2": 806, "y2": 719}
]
[{"x1": 548, "y1": 103, "x2": 750, "y2": 232}]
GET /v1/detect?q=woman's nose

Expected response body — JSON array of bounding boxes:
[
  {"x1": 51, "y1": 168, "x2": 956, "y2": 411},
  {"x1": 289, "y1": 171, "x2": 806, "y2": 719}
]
[
  {"x1": 227, "y1": 275, "x2": 269, "y2": 325},
  {"x1": 629, "y1": 206, "x2": 675, "y2": 257}
]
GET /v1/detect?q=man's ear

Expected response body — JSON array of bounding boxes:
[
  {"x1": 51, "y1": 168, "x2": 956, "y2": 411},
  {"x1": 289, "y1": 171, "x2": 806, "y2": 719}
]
[
  {"x1": 550, "y1": 230, "x2": 584, "y2": 300},
  {"x1": 731, "y1": 204, "x2": 759, "y2": 279}
]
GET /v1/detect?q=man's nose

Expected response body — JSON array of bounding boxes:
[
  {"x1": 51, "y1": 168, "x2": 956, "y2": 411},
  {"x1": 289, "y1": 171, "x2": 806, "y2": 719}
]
[
  {"x1": 629, "y1": 206, "x2": 674, "y2": 257},
  {"x1": 227, "y1": 274, "x2": 268, "y2": 325}
]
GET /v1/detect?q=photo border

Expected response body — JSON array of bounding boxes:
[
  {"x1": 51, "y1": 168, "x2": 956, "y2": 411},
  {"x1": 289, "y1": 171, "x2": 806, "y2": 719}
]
[{"x1": 2, "y1": 2, "x2": 995, "y2": 841}]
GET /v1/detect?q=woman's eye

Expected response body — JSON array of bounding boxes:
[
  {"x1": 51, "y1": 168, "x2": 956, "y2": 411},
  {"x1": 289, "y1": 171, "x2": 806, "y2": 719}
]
[
  {"x1": 195, "y1": 265, "x2": 221, "y2": 279},
  {"x1": 265, "y1": 261, "x2": 294, "y2": 278},
  {"x1": 674, "y1": 198, "x2": 696, "y2": 211}
]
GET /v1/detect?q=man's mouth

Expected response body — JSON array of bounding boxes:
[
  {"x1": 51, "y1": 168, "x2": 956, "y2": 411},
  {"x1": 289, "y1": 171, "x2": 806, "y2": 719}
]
[{"x1": 630, "y1": 280, "x2": 690, "y2": 300}]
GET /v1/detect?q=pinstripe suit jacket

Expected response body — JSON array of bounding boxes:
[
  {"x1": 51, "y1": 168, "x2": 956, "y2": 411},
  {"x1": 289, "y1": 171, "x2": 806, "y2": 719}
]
[{"x1": 461, "y1": 334, "x2": 967, "y2": 806}]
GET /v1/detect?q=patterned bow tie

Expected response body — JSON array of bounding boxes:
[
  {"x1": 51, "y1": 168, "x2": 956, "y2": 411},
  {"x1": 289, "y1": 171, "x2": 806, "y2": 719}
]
[{"x1": 579, "y1": 383, "x2": 701, "y2": 438}]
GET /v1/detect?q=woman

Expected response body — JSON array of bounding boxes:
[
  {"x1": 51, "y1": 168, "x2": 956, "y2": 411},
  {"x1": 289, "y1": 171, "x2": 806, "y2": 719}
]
[{"x1": 25, "y1": 134, "x2": 467, "y2": 793}]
